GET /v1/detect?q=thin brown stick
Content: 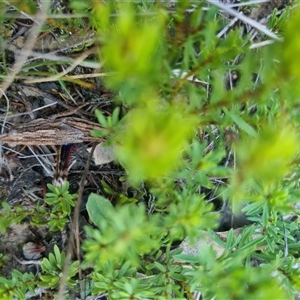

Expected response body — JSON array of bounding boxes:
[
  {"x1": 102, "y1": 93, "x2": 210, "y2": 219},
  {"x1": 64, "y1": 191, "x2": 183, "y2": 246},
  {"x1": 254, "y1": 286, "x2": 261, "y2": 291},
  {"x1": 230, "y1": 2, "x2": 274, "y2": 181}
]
[{"x1": 57, "y1": 144, "x2": 96, "y2": 300}]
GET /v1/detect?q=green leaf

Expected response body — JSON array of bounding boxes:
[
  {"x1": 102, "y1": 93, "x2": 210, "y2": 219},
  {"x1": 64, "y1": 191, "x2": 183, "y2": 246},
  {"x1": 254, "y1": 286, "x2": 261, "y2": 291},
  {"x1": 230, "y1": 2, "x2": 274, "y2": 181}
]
[
  {"x1": 225, "y1": 229, "x2": 235, "y2": 251},
  {"x1": 154, "y1": 261, "x2": 167, "y2": 272},
  {"x1": 48, "y1": 253, "x2": 56, "y2": 268},
  {"x1": 54, "y1": 245, "x2": 62, "y2": 268},
  {"x1": 95, "y1": 109, "x2": 108, "y2": 128},
  {"x1": 86, "y1": 193, "x2": 115, "y2": 228},
  {"x1": 238, "y1": 226, "x2": 254, "y2": 246},
  {"x1": 119, "y1": 261, "x2": 132, "y2": 278},
  {"x1": 266, "y1": 237, "x2": 275, "y2": 253},
  {"x1": 41, "y1": 258, "x2": 53, "y2": 273},
  {"x1": 60, "y1": 182, "x2": 70, "y2": 194},
  {"x1": 208, "y1": 230, "x2": 226, "y2": 248},
  {"x1": 112, "y1": 107, "x2": 120, "y2": 125},
  {"x1": 234, "y1": 236, "x2": 266, "y2": 255},
  {"x1": 101, "y1": 180, "x2": 118, "y2": 195},
  {"x1": 262, "y1": 202, "x2": 269, "y2": 227},
  {"x1": 225, "y1": 109, "x2": 257, "y2": 138},
  {"x1": 46, "y1": 184, "x2": 56, "y2": 193}
]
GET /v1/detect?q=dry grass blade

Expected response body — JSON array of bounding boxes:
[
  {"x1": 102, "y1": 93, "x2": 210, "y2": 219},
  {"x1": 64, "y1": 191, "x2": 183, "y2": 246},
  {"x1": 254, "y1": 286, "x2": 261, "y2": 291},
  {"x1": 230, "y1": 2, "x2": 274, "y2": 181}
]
[
  {"x1": 23, "y1": 47, "x2": 99, "y2": 84},
  {"x1": 0, "y1": 1, "x2": 51, "y2": 99},
  {"x1": 206, "y1": 0, "x2": 282, "y2": 40}
]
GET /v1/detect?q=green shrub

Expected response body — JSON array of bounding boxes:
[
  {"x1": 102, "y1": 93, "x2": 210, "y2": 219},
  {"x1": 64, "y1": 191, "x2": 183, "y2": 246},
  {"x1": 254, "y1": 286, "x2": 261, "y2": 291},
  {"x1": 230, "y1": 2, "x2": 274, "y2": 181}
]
[{"x1": 1, "y1": 1, "x2": 300, "y2": 299}]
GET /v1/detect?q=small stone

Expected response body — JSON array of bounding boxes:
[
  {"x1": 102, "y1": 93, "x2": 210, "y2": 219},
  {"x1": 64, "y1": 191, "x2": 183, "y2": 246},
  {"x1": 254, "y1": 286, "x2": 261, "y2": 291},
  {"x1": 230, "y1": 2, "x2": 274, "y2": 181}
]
[{"x1": 88, "y1": 142, "x2": 115, "y2": 165}]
